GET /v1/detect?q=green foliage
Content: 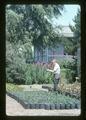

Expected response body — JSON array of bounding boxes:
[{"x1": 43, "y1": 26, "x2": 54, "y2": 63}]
[
  {"x1": 6, "y1": 62, "x2": 26, "y2": 84},
  {"x1": 59, "y1": 58, "x2": 77, "y2": 84},
  {"x1": 76, "y1": 48, "x2": 81, "y2": 80},
  {"x1": 6, "y1": 5, "x2": 79, "y2": 85},
  {"x1": 6, "y1": 63, "x2": 53, "y2": 85},
  {"x1": 6, "y1": 5, "x2": 65, "y2": 85},
  {"x1": 6, "y1": 43, "x2": 27, "y2": 84},
  {"x1": 61, "y1": 59, "x2": 76, "y2": 69},
  {"x1": 65, "y1": 69, "x2": 76, "y2": 83},
  {"x1": 11, "y1": 91, "x2": 80, "y2": 104},
  {"x1": 69, "y1": 9, "x2": 81, "y2": 79},
  {"x1": 6, "y1": 83, "x2": 24, "y2": 92},
  {"x1": 61, "y1": 69, "x2": 68, "y2": 84},
  {"x1": 6, "y1": 52, "x2": 77, "y2": 84},
  {"x1": 6, "y1": 5, "x2": 64, "y2": 48},
  {"x1": 25, "y1": 64, "x2": 53, "y2": 85},
  {"x1": 59, "y1": 9, "x2": 81, "y2": 55},
  {"x1": 61, "y1": 37, "x2": 76, "y2": 55},
  {"x1": 69, "y1": 9, "x2": 81, "y2": 54},
  {"x1": 61, "y1": 69, "x2": 76, "y2": 84},
  {"x1": 6, "y1": 9, "x2": 24, "y2": 44}
]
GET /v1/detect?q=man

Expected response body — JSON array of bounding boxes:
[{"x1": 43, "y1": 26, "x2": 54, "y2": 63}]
[{"x1": 47, "y1": 59, "x2": 60, "y2": 91}]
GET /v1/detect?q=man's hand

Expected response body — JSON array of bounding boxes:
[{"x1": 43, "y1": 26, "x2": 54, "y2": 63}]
[
  {"x1": 47, "y1": 69, "x2": 54, "y2": 72},
  {"x1": 47, "y1": 69, "x2": 50, "y2": 72}
]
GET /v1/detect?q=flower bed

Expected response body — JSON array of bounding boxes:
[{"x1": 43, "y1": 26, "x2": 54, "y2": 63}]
[
  {"x1": 6, "y1": 90, "x2": 80, "y2": 110},
  {"x1": 42, "y1": 83, "x2": 81, "y2": 100}
]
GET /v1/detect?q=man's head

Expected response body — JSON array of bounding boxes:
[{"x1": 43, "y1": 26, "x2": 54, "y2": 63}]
[{"x1": 51, "y1": 59, "x2": 57, "y2": 65}]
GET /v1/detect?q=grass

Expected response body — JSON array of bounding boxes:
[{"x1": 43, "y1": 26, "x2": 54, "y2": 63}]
[{"x1": 6, "y1": 83, "x2": 24, "y2": 92}]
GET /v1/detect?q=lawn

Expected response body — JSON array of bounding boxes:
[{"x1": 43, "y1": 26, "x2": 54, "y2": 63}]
[{"x1": 6, "y1": 83, "x2": 24, "y2": 92}]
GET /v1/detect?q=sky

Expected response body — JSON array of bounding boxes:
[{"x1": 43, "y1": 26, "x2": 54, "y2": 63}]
[{"x1": 52, "y1": 4, "x2": 80, "y2": 26}]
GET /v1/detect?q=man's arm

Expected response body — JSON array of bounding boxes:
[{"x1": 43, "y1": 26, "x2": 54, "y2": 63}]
[
  {"x1": 47, "y1": 69, "x2": 54, "y2": 73},
  {"x1": 47, "y1": 64, "x2": 59, "y2": 73}
]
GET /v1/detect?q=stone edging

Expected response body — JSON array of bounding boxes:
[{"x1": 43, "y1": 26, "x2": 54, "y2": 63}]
[{"x1": 6, "y1": 91, "x2": 80, "y2": 110}]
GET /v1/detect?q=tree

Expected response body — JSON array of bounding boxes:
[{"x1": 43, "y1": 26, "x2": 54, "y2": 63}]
[
  {"x1": 6, "y1": 4, "x2": 65, "y2": 65},
  {"x1": 59, "y1": 8, "x2": 81, "y2": 55},
  {"x1": 6, "y1": 5, "x2": 64, "y2": 48},
  {"x1": 69, "y1": 9, "x2": 81, "y2": 78},
  {"x1": 6, "y1": 5, "x2": 64, "y2": 83},
  {"x1": 69, "y1": 8, "x2": 81, "y2": 55}
]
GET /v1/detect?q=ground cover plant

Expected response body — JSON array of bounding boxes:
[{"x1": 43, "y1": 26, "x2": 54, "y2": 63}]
[
  {"x1": 8, "y1": 90, "x2": 80, "y2": 105},
  {"x1": 6, "y1": 82, "x2": 81, "y2": 98},
  {"x1": 6, "y1": 83, "x2": 80, "y2": 105}
]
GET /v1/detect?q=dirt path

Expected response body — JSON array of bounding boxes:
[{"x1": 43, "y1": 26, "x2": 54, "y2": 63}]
[{"x1": 6, "y1": 95, "x2": 81, "y2": 116}]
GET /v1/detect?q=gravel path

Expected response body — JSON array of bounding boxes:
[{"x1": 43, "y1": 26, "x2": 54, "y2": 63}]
[{"x1": 6, "y1": 95, "x2": 81, "y2": 116}]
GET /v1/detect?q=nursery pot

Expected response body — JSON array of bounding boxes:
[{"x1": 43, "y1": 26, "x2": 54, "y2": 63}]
[
  {"x1": 60, "y1": 103, "x2": 65, "y2": 109},
  {"x1": 39, "y1": 104, "x2": 45, "y2": 109},
  {"x1": 45, "y1": 104, "x2": 50, "y2": 110},
  {"x1": 50, "y1": 104, "x2": 55, "y2": 110},
  {"x1": 35, "y1": 103, "x2": 40, "y2": 109},
  {"x1": 65, "y1": 103, "x2": 71, "y2": 109},
  {"x1": 30, "y1": 103, "x2": 36, "y2": 109},
  {"x1": 55, "y1": 104, "x2": 60, "y2": 109},
  {"x1": 75, "y1": 102, "x2": 80, "y2": 109},
  {"x1": 70, "y1": 103, "x2": 76, "y2": 109}
]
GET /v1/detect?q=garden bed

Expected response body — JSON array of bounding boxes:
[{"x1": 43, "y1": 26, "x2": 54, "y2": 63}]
[
  {"x1": 42, "y1": 84, "x2": 81, "y2": 100},
  {"x1": 6, "y1": 90, "x2": 80, "y2": 110}
]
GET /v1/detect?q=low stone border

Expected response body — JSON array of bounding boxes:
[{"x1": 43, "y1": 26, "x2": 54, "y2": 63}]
[{"x1": 6, "y1": 91, "x2": 80, "y2": 110}]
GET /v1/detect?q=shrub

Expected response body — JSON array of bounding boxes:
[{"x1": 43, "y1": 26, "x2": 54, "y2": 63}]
[
  {"x1": 6, "y1": 61, "x2": 54, "y2": 84},
  {"x1": 6, "y1": 55, "x2": 27, "y2": 84},
  {"x1": 6, "y1": 53, "x2": 77, "y2": 85},
  {"x1": 61, "y1": 68, "x2": 77, "y2": 84},
  {"x1": 65, "y1": 69, "x2": 76, "y2": 83},
  {"x1": 25, "y1": 64, "x2": 34, "y2": 84},
  {"x1": 6, "y1": 41, "x2": 32, "y2": 84},
  {"x1": 58, "y1": 58, "x2": 76, "y2": 69},
  {"x1": 25, "y1": 64, "x2": 53, "y2": 85},
  {"x1": 59, "y1": 58, "x2": 77, "y2": 84},
  {"x1": 60, "y1": 69, "x2": 68, "y2": 84}
]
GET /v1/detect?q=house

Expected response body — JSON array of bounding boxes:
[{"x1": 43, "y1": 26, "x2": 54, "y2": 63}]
[{"x1": 34, "y1": 26, "x2": 74, "y2": 63}]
